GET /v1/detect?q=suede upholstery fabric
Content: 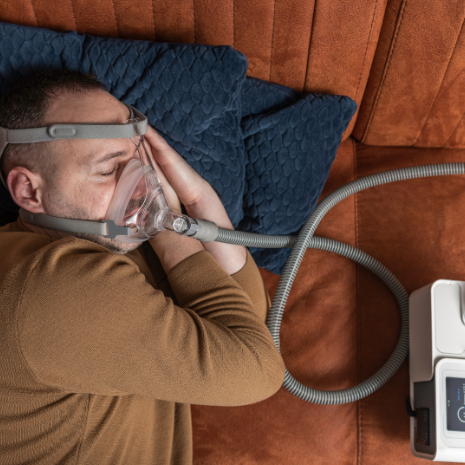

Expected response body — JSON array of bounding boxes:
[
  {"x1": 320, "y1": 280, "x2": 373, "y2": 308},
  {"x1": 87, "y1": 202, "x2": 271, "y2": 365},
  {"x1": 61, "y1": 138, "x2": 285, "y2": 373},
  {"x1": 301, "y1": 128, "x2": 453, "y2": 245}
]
[
  {"x1": 354, "y1": 0, "x2": 465, "y2": 148},
  {"x1": 0, "y1": 0, "x2": 389, "y2": 142},
  {"x1": 1, "y1": 0, "x2": 464, "y2": 464},
  {"x1": 191, "y1": 141, "x2": 465, "y2": 465}
]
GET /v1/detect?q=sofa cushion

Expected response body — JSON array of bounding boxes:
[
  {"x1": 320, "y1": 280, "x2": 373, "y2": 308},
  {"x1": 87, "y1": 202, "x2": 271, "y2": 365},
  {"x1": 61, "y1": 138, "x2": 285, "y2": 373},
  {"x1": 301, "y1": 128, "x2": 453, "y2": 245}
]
[
  {"x1": 353, "y1": 143, "x2": 465, "y2": 464},
  {"x1": 0, "y1": 0, "x2": 388, "y2": 144},
  {"x1": 353, "y1": 0, "x2": 465, "y2": 148}
]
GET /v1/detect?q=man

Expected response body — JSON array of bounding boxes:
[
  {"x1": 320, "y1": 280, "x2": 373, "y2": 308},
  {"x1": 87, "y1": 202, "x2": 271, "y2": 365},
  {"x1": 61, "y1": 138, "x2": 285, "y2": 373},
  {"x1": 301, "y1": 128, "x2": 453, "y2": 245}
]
[{"x1": 0, "y1": 70, "x2": 285, "y2": 465}]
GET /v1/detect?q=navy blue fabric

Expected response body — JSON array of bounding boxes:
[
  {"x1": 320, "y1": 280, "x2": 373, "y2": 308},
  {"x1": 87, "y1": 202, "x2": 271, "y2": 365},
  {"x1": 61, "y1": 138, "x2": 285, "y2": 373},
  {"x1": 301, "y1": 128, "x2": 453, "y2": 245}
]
[
  {"x1": 239, "y1": 78, "x2": 357, "y2": 271},
  {"x1": 0, "y1": 22, "x2": 357, "y2": 273}
]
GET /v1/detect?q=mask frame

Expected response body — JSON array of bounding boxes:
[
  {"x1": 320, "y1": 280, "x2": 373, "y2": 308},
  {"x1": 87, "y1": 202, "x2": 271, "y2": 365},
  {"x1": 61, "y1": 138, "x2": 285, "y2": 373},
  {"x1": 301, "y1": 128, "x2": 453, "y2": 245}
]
[{"x1": 104, "y1": 116, "x2": 190, "y2": 243}]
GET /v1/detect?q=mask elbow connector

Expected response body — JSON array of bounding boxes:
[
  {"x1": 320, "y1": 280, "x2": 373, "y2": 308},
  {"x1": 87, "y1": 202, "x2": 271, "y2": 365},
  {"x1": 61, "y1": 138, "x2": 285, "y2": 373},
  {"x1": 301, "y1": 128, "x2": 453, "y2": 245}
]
[{"x1": 175, "y1": 217, "x2": 218, "y2": 243}]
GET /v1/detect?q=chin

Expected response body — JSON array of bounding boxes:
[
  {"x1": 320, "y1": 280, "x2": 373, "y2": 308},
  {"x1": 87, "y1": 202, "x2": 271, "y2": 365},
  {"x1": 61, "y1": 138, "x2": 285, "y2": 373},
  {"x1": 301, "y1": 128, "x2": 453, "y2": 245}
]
[
  {"x1": 104, "y1": 239, "x2": 143, "y2": 254},
  {"x1": 91, "y1": 236, "x2": 143, "y2": 254},
  {"x1": 67, "y1": 231, "x2": 143, "y2": 254}
]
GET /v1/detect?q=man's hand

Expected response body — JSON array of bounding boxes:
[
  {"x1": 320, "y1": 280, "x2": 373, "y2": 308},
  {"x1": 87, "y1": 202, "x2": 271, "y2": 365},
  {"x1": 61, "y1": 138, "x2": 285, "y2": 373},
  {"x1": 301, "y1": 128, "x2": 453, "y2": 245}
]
[{"x1": 145, "y1": 126, "x2": 247, "y2": 275}]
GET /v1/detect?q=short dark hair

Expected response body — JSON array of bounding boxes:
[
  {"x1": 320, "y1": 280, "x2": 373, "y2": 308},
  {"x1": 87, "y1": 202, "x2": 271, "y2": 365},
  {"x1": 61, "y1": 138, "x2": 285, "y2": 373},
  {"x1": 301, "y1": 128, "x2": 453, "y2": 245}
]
[{"x1": 0, "y1": 69, "x2": 106, "y2": 181}]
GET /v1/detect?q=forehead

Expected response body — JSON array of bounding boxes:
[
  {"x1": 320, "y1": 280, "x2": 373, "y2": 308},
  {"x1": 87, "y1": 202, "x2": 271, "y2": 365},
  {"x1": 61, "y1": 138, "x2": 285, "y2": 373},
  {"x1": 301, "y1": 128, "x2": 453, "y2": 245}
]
[
  {"x1": 42, "y1": 89, "x2": 134, "y2": 167},
  {"x1": 43, "y1": 89, "x2": 130, "y2": 125}
]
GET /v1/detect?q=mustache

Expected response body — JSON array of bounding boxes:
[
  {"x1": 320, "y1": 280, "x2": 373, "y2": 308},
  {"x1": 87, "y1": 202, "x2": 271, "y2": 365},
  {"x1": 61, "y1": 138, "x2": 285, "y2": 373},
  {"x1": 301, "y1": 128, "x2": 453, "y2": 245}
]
[
  {"x1": 124, "y1": 196, "x2": 146, "y2": 221},
  {"x1": 126, "y1": 196, "x2": 145, "y2": 212}
]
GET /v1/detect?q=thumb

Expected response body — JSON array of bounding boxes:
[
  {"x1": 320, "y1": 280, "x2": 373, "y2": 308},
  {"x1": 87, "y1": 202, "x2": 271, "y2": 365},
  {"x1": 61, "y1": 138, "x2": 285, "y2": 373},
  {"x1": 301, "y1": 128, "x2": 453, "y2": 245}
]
[{"x1": 144, "y1": 126, "x2": 185, "y2": 175}]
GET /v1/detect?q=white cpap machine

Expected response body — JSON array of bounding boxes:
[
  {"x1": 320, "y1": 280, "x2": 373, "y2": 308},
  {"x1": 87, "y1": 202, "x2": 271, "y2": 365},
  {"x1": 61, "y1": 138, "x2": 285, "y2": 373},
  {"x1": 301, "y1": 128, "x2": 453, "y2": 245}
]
[{"x1": 410, "y1": 280, "x2": 465, "y2": 462}]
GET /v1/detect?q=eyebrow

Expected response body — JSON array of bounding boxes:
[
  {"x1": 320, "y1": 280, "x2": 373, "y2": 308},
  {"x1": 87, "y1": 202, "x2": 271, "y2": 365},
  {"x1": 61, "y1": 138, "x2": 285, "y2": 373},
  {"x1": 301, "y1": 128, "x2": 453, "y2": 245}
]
[{"x1": 95, "y1": 150, "x2": 128, "y2": 164}]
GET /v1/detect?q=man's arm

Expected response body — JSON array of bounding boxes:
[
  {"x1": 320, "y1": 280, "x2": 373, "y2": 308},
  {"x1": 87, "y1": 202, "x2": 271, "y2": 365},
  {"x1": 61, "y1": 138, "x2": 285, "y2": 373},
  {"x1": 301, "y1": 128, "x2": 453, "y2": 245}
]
[
  {"x1": 17, "y1": 129, "x2": 283, "y2": 405},
  {"x1": 146, "y1": 126, "x2": 270, "y2": 321},
  {"x1": 145, "y1": 126, "x2": 247, "y2": 275},
  {"x1": 17, "y1": 238, "x2": 284, "y2": 405}
]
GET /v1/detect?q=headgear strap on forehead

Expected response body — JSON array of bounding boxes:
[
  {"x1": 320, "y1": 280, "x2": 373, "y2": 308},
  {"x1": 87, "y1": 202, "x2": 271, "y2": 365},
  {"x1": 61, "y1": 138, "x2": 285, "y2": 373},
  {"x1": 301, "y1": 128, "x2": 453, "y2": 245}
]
[{"x1": 0, "y1": 104, "x2": 148, "y2": 187}]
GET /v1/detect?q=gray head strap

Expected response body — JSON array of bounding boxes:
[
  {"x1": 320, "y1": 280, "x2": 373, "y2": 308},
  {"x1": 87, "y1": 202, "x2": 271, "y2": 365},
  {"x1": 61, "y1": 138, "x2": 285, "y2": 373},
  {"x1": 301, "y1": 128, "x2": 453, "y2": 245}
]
[
  {"x1": 19, "y1": 209, "x2": 131, "y2": 239},
  {"x1": 0, "y1": 104, "x2": 147, "y2": 186}
]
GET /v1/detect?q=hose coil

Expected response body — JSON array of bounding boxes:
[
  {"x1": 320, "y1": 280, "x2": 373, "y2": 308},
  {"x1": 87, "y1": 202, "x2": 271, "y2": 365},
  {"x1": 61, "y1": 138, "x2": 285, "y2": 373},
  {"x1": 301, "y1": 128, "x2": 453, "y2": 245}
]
[{"x1": 214, "y1": 163, "x2": 465, "y2": 404}]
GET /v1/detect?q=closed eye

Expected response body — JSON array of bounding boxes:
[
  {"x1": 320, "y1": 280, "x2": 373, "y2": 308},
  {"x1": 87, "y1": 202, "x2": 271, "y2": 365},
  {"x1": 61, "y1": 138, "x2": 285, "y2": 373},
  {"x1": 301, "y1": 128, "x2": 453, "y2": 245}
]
[{"x1": 102, "y1": 166, "x2": 118, "y2": 177}]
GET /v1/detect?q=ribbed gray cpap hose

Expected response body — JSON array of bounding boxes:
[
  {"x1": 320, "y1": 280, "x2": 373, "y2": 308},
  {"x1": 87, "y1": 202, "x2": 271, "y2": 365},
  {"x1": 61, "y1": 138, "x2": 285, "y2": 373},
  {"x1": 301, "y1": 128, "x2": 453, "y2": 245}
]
[{"x1": 212, "y1": 163, "x2": 465, "y2": 405}]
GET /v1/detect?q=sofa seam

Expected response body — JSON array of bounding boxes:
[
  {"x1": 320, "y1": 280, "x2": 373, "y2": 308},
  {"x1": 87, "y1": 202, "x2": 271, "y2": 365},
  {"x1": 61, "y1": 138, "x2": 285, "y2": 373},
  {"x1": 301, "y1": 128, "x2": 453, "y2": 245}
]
[
  {"x1": 303, "y1": 0, "x2": 317, "y2": 93},
  {"x1": 362, "y1": 0, "x2": 407, "y2": 143},
  {"x1": 151, "y1": 0, "x2": 157, "y2": 42},
  {"x1": 69, "y1": 0, "x2": 78, "y2": 31},
  {"x1": 29, "y1": 0, "x2": 39, "y2": 27},
  {"x1": 413, "y1": 14, "x2": 465, "y2": 147},
  {"x1": 193, "y1": 0, "x2": 197, "y2": 44},
  {"x1": 233, "y1": 0, "x2": 236, "y2": 49},
  {"x1": 269, "y1": 0, "x2": 277, "y2": 82},
  {"x1": 443, "y1": 111, "x2": 465, "y2": 148},
  {"x1": 111, "y1": 0, "x2": 120, "y2": 38},
  {"x1": 440, "y1": 17, "x2": 465, "y2": 147},
  {"x1": 354, "y1": 0, "x2": 379, "y2": 103},
  {"x1": 354, "y1": 138, "x2": 362, "y2": 465}
]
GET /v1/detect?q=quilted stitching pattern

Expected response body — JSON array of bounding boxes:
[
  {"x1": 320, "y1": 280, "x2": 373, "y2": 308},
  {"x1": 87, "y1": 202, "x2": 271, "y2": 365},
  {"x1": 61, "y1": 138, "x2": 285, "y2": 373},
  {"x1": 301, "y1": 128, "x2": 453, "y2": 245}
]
[
  {"x1": 0, "y1": 22, "x2": 357, "y2": 273},
  {"x1": 240, "y1": 78, "x2": 357, "y2": 271},
  {"x1": 0, "y1": 25, "x2": 82, "y2": 95}
]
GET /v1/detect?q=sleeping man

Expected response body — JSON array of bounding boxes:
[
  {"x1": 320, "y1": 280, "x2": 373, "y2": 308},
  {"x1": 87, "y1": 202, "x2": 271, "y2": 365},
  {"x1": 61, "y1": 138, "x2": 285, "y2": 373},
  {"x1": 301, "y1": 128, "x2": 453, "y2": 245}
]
[{"x1": 0, "y1": 69, "x2": 284, "y2": 465}]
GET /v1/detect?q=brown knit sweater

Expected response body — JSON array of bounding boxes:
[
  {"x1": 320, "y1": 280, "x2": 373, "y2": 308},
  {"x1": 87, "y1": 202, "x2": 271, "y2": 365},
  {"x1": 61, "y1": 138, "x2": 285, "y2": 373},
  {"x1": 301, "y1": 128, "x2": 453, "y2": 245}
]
[{"x1": 0, "y1": 219, "x2": 284, "y2": 465}]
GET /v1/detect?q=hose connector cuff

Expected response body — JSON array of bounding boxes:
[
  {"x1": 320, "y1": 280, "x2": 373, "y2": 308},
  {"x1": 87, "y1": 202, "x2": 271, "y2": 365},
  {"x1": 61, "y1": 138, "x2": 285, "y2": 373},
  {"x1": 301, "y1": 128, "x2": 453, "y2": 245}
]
[{"x1": 183, "y1": 218, "x2": 219, "y2": 243}]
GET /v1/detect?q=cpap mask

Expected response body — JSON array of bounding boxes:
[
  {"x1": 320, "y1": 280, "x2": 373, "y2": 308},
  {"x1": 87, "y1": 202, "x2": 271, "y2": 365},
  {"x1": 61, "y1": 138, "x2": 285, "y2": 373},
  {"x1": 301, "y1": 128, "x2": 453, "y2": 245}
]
[
  {"x1": 0, "y1": 105, "x2": 217, "y2": 243},
  {"x1": 97, "y1": 111, "x2": 189, "y2": 244}
]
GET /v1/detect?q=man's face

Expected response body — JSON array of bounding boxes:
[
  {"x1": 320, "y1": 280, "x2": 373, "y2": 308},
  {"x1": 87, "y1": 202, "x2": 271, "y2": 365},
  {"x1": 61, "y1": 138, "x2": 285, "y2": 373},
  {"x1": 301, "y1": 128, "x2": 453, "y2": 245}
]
[{"x1": 39, "y1": 90, "x2": 144, "y2": 253}]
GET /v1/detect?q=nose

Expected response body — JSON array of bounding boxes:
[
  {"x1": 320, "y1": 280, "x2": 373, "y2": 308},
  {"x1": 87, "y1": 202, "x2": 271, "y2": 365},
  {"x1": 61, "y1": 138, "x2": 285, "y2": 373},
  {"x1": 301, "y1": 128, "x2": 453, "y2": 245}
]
[
  {"x1": 115, "y1": 144, "x2": 142, "y2": 183},
  {"x1": 131, "y1": 178, "x2": 147, "y2": 200}
]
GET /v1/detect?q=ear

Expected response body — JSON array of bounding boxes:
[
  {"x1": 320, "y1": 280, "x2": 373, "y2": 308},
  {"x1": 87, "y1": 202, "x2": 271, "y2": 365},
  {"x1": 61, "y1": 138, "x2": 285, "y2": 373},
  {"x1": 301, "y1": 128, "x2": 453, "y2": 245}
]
[{"x1": 7, "y1": 167, "x2": 45, "y2": 213}]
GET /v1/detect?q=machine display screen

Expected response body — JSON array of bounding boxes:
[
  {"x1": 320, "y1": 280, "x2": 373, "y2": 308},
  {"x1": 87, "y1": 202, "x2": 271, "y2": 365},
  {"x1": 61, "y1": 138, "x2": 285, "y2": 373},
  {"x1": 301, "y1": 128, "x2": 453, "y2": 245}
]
[{"x1": 446, "y1": 377, "x2": 465, "y2": 431}]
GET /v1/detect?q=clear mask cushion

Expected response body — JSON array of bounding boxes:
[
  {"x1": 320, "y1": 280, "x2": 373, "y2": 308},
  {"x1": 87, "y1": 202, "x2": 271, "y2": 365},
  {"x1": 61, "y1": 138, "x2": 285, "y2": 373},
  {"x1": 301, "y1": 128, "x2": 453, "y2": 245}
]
[{"x1": 105, "y1": 158, "x2": 175, "y2": 244}]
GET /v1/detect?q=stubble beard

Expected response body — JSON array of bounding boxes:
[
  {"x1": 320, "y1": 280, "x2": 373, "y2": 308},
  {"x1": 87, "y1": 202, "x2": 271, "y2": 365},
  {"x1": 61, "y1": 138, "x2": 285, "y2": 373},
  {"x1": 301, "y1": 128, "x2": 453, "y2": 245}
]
[{"x1": 45, "y1": 190, "x2": 142, "y2": 254}]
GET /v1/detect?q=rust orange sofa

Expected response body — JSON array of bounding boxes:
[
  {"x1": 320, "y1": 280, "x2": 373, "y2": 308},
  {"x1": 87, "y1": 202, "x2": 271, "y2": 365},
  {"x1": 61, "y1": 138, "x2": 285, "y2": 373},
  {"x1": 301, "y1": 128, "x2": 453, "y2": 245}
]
[{"x1": 2, "y1": 0, "x2": 465, "y2": 463}]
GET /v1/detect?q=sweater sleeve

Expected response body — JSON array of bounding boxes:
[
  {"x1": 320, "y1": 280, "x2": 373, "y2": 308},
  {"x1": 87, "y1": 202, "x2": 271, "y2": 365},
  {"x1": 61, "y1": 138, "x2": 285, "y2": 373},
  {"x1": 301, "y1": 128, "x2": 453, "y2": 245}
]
[
  {"x1": 229, "y1": 251, "x2": 270, "y2": 322},
  {"x1": 17, "y1": 239, "x2": 284, "y2": 406}
]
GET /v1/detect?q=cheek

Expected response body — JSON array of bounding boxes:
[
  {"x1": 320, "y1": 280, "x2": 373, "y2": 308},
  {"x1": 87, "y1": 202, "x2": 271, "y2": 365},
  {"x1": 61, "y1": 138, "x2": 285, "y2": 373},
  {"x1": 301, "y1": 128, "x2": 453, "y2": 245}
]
[
  {"x1": 86, "y1": 183, "x2": 117, "y2": 218},
  {"x1": 63, "y1": 178, "x2": 117, "y2": 219}
]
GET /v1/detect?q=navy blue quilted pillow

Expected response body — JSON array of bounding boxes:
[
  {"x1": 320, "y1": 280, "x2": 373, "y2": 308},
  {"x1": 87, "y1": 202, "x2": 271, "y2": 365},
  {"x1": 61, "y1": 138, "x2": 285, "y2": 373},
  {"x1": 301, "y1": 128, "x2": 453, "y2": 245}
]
[
  {"x1": 0, "y1": 22, "x2": 357, "y2": 274},
  {"x1": 240, "y1": 78, "x2": 357, "y2": 271}
]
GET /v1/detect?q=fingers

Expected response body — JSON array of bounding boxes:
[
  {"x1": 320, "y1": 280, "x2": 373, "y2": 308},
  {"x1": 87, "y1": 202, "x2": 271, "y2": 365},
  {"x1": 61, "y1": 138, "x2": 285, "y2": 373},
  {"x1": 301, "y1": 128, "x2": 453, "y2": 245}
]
[
  {"x1": 144, "y1": 125, "x2": 211, "y2": 206},
  {"x1": 144, "y1": 125, "x2": 173, "y2": 162},
  {"x1": 152, "y1": 159, "x2": 182, "y2": 214},
  {"x1": 144, "y1": 125, "x2": 188, "y2": 172}
]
